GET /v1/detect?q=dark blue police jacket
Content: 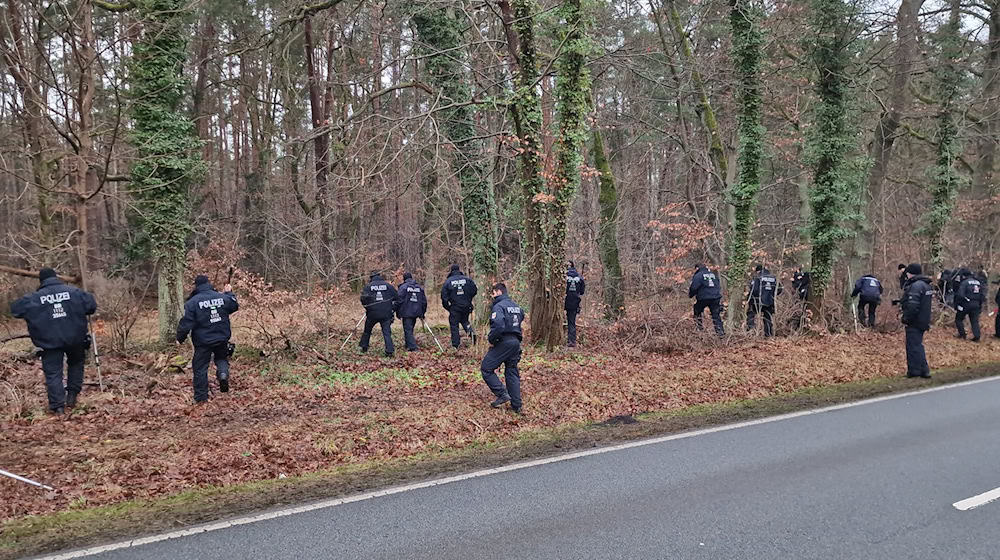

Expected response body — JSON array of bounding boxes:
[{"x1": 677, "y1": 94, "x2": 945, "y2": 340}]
[
  {"x1": 11, "y1": 277, "x2": 97, "y2": 349},
  {"x1": 488, "y1": 294, "x2": 524, "y2": 344},
  {"x1": 397, "y1": 279, "x2": 428, "y2": 319},
  {"x1": 176, "y1": 283, "x2": 239, "y2": 347}
]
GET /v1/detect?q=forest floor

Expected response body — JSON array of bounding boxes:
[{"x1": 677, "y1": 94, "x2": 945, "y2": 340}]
[{"x1": 1, "y1": 302, "x2": 999, "y2": 558}]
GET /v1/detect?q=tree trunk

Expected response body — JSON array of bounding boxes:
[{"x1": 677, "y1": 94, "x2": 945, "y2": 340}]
[{"x1": 725, "y1": 0, "x2": 765, "y2": 328}]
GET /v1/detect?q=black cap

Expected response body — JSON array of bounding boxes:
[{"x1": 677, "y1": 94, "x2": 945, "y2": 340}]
[
  {"x1": 38, "y1": 268, "x2": 57, "y2": 281},
  {"x1": 194, "y1": 275, "x2": 210, "y2": 286},
  {"x1": 450, "y1": 264, "x2": 460, "y2": 272},
  {"x1": 754, "y1": 264, "x2": 763, "y2": 273},
  {"x1": 905, "y1": 263, "x2": 922, "y2": 276},
  {"x1": 403, "y1": 272, "x2": 412, "y2": 281},
  {"x1": 694, "y1": 263, "x2": 703, "y2": 270}
]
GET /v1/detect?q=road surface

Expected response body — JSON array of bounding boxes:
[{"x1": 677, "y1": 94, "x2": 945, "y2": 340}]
[{"x1": 38, "y1": 376, "x2": 1000, "y2": 560}]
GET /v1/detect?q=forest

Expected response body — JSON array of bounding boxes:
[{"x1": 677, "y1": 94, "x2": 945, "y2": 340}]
[{"x1": 1, "y1": 0, "x2": 1000, "y2": 555}]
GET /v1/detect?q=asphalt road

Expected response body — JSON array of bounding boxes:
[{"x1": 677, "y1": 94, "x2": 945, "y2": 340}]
[{"x1": 44, "y1": 377, "x2": 1000, "y2": 560}]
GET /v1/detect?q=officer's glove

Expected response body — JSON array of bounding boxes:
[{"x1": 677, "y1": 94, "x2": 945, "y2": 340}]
[{"x1": 33, "y1": 347, "x2": 43, "y2": 359}]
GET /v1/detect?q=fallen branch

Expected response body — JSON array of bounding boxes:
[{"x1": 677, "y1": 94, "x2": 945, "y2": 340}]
[
  {"x1": 1, "y1": 334, "x2": 30, "y2": 344},
  {"x1": 0, "y1": 265, "x2": 79, "y2": 284}
]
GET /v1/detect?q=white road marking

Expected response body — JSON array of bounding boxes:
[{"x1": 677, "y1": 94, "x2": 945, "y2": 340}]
[
  {"x1": 31, "y1": 374, "x2": 1000, "y2": 560},
  {"x1": 953, "y1": 487, "x2": 1000, "y2": 511}
]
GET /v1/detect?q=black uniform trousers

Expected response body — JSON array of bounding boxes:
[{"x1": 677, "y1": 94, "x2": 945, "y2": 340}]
[
  {"x1": 360, "y1": 316, "x2": 394, "y2": 356},
  {"x1": 566, "y1": 307, "x2": 579, "y2": 346},
  {"x1": 956, "y1": 307, "x2": 982, "y2": 340},
  {"x1": 859, "y1": 299, "x2": 879, "y2": 328},
  {"x1": 481, "y1": 336, "x2": 522, "y2": 410},
  {"x1": 41, "y1": 346, "x2": 86, "y2": 411},
  {"x1": 192, "y1": 343, "x2": 230, "y2": 402},
  {"x1": 401, "y1": 317, "x2": 418, "y2": 351},
  {"x1": 904, "y1": 327, "x2": 930, "y2": 377},
  {"x1": 694, "y1": 298, "x2": 725, "y2": 336},
  {"x1": 448, "y1": 308, "x2": 474, "y2": 348},
  {"x1": 746, "y1": 302, "x2": 775, "y2": 337}
]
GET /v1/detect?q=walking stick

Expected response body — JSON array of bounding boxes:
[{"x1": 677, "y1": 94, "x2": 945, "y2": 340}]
[
  {"x1": 0, "y1": 468, "x2": 55, "y2": 491},
  {"x1": 421, "y1": 318, "x2": 444, "y2": 352},
  {"x1": 88, "y1": 316, "x2": 104, "y2": 391},
  {"x1": 339, "y1": 315, "x2": 366, "y2": 352}
]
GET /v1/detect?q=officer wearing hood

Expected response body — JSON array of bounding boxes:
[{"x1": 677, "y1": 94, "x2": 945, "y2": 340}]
[
  {"x1": 396, "y1": 272, "x2": 428, "y2": 351},
  {"x1": 900, "y1": 264, "x2": 933, "y2": 378},
  {"x1": 11, "y1": 268, "x2": 97, "y2": 414},
  {"x1": 565, "y1": 262, "x2": 586, "y2": 347},
  {"x1": 177, "y1": 275, "x2": 239, "y2": 403},
  {"x1": 689, "y1": 264, "x2": 724, "y2": 336},
  {"x1": 955, "y1": 267, "x2": 985, "y2": 342},
  {"x1": 360, "y1": 271, "x2": 398, "y2": 357},
  {"x1": 441, "y1": 264, "x2": 478, "y2": 349}
]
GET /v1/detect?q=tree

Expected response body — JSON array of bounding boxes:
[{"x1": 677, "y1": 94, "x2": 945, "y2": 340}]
[
  {"x1": 804, "y1": 0, "x2": 864, "y2": 315},
  {"x1": 725, "y1": 0, "x2": 765, "y2": 327},
  {"x1": 128, "y1": 0, "x2": 205, "y2": 341},
  {"x1": 592, "y1": 128, "x2": 624, "y2": 320},
  {"x1": 924, "y1": 0, "x2": 965, "y2": 271},
  {"x1": 413, "y1": 1, "x2": 500, "y2": 294}
]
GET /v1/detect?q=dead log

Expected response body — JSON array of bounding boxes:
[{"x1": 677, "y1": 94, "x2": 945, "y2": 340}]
[{"x1": 0, "y1": 265, "x2": 79, "y2": 284}]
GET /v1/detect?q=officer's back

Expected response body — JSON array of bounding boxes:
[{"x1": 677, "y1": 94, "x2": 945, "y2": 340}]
[
  {"x1": 489, "y1": 292, "x2": 524, "y2": 344},
  {"x1": 180, "y1": 280, "x2": 239, "y2": 347},
  {"x1": 397, "y1": 274, "x2": 427, "y2": 318},
  {"x1": 11, "y1": 273, "x2": 96, "y2": 349},
  {"x1": 689, "y1": 266, "x2": 722, "y2": 301},
  {"x1": 957, "y1": 271, "x2": 985, "y2": 308},
  {"x1": 362, "y1": 274, "x2": 397, "y2": 320},
  {"x1": 854, "y1": 275, "x2": 883, "y2": 301},
  {"x1": 566, "y1": 266, "x2": 585, "y2": 308},
  {"x1": 751, "y1": 268, "x2": 780, "y2": 306},
  {"x1": 442, "y1": 267, "x2": 477, "y2": 312}
]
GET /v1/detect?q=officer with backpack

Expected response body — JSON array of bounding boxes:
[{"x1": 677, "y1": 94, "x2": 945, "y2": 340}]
[
  {"x1": 689, "y1": 264, "x2": 724, "y2": 336},
  {"x1": 481, "y1": 283, "x2": 525, "y2": 413},
  {"x1": 396, "y1": 272, "x2": 428, "y2": 352},
  {"x1": 747, "y1": 265, "x2": 781, "y2": 337},
  {"x1": 565, "y1": 262, "x2": 586, "y2": 347},
  {"x1": 176, "y1": 275, "x2": 239, "y2": 403},
  {"x1": 851, "y1": 274, "x2": 883, "y2": 328},
  {"x1": 441, "y1": 264, "x2": 478, "y2": 349},
  {"x1": 10, "y1": 268, "x2": 97, "y2": 414},
  {"x1": 955, "y1": 268, "x2": 985, "y2": 342},
  {"x1": 359, "y1": 271, "x2": 398, "y2": 357}
]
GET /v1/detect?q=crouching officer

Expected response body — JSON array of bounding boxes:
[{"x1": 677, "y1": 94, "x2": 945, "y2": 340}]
[
  {"x1": 565, "y1": 262, "x2": 585, "y2": 347},
  {"x1": 10, "y1": 268, "x2": 97, "y2": 414},
  {"x1": 397, "y1": 272, "x2": 428, "y2": 351},
  {"x1": 747, "y1": 265, "x2": 781, "y2": 337},
  {"x1": 360, "y1": 271, "x2": 398, "y2": 357},
  {"x1": 955, "y1": 268, "x2": 985, "y2": 342},
  {"x1": 792, "y1": 268, "x2": 811, "y2": 302},
  {"x1": 851, "y1": 274, "x2": 883, "y2": 328},
  {"x1": 689, "y1": 264, "x2": 724, "y2": 336},
  {"x1": 177, "y1": 275, "x2": 239, "y2": 402},
  {"x1": 481, "y1": 283, "x2": 524, "y2": 413},
  {"x1": 900, "y1": 264, "x2": 933, "y2": 378},
  {"x1": 441, "y1": 264, "x2": 478, "y2": 349}
]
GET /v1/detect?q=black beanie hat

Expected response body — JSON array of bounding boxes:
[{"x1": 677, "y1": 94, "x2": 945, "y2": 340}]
[
  {"x1": 403, "y1": 272, "x2": 412, "y2": 281},
  {"x1": 194, "y1": 275, "x2": 210, "y2": 286},
  {"x1": 905, "y1": 263, "x2": 922, "y2": 276},
  {"x1": 38, "y1": 268, "x2": 57, "y2": 281},
  {"x1": 754, "y1": 264, "x2": 763, "y2": 273},
  {"x1": 450, "y1": 263, "x2": 460, "y2": 272}
]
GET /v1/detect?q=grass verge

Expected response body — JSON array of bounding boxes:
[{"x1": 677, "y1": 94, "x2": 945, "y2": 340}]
[{"x1": 3, "y1": 361, "x2": 998, "y2": 559}]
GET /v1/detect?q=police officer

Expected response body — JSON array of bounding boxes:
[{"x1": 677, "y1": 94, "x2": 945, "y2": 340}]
[
  {"x1": 396, "y1": 272, "x2": 427, "y2": 352},
  {"x1": 481, "y1": 283, "x2": 524, "y2": 413},
  {"x1": 994, "y1": 279, "x2": 1000, "y2": 339},
  {"x1": 955, "y1": 268, "x2": 985, "y2": 342},
  {"x1": 689, "y1": 263, "x2": 724, "y2": 336},
  {"x1": 747, "y1": 264, "x2": 781, "y2": 337},
  {"x1": 359, "y1": 271, "x2": 398, "y2": 357},
  {"x1": 792, "y1": 267, "x2": 811, "y2": 302},
  {"x1": 441, "y1": 264, "x2": 478, "y2": 349},
  {"x1": 851, "y1": 273, "x2": 883, "y2": 328},
  {"x1": 900, "y1": 264, "x2": 933, "y2": 378},
  {"x1": 176, "y1": 275, "x2": 239, "y2": 403},
  {"x1": 10, "y1": 268, "x2": 97, "y2": 414},
  {"x1": 565, "y1": 261, "x2": 585, "y2": 347},
  {"x1": 897, "y1": 263, "x2": 907, "y2": 290}
]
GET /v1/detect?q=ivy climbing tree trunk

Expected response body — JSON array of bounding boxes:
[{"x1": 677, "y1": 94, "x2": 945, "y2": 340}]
[
  {"x1": 413, "y1": 2, "x2": 499, "y2": 308},
  {"x1": 725, "y1": 0, "x2": 765, "y2": 329},
  {"x1": 925, "y1": 0, "x2": 965, "y2": 271},
  {"x1": 805, "y1": 0, "x2": 863, "y2": 316},
  {"x1": 128, "y1": 0, "x2": 205, "y2": 342},
  {"x1": 592, "y1": 128, "x2": 624, "y2": 320}
]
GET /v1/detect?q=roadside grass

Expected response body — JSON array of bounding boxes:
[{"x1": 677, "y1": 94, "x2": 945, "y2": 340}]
[{"x1": 3, "y1": 362, "x2": 997, "y2": 560}]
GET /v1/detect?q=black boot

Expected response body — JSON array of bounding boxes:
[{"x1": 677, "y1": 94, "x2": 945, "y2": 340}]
[
  {"x1": 217, "y1": 372, "x2": 229, "y2": 393},
  {"x1": 66, "y1": 392, "x2": 78, "y2": 409},
  {"x1": 490, "y1": 394, "x2": 511, "y2": 408}
]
